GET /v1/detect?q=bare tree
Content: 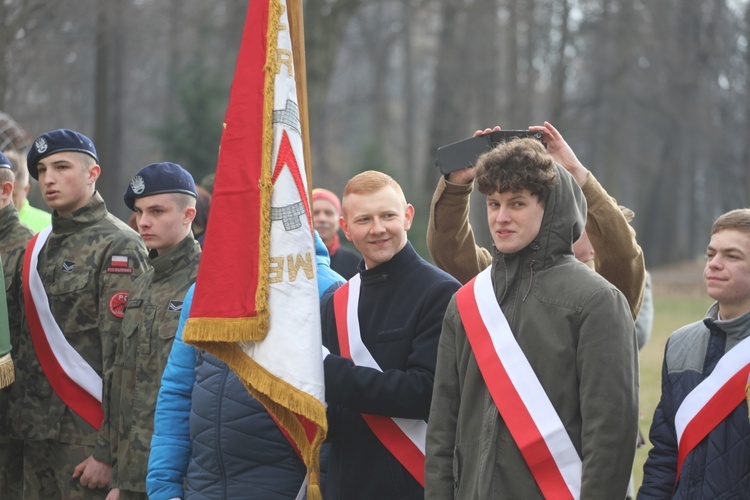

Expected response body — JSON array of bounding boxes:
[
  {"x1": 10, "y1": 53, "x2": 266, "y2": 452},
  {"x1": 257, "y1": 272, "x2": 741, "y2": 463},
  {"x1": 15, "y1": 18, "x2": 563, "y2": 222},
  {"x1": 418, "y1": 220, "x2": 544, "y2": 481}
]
[
  {"x1": 0, "y1": 0, "x2": 50, "y2": 111},
  {"x1": 94, "y1": 1, "x2": 126, "y2": 208}
]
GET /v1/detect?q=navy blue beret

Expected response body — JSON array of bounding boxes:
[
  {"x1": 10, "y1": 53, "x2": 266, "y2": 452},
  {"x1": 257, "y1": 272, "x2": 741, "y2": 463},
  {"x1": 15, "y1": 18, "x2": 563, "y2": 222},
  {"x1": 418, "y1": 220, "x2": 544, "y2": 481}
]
[
  {"x1": 27, "y1": 129, "x2": 98, "y2": 180},
  {"x1": 0, "y1": 151, "x2": 11, "y2": 170},
  {"x1": 124, "y1": 162, "x2": 198, "y2": 211}
]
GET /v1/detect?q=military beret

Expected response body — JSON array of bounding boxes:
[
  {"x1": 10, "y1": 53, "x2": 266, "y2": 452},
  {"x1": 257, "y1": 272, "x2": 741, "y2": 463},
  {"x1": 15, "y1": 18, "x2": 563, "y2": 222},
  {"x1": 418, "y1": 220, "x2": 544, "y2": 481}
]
[
  {"x1": 0, "y1": 151, "x2": 11, "y2": 170},
  {"x1": 124, "y1": 162, "x2": 198, "y2": 211},
  {"x1": 27, "y1": 129, "x2": 98, "y2": 180}
]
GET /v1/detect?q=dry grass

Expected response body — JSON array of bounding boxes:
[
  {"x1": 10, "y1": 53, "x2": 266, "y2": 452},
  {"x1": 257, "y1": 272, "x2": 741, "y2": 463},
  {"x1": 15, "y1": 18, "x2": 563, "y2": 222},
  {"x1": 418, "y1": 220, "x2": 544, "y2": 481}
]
[{"x1": 631, "y1": 261, "x2": 713, "y2": 490}]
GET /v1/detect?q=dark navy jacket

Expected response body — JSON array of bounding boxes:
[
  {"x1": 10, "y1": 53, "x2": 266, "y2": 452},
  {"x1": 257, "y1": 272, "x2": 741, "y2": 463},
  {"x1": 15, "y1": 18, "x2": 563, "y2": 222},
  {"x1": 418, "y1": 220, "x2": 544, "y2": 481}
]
[
  {"x1": 321, "y1": 242, "x2": 460, "y2": 500},
  {"x1": 638, "y1": 303, "x2": 750, "y2": 499},
  {"x1": 184, "y1": 350, "x2": 306, "y2": 499}
]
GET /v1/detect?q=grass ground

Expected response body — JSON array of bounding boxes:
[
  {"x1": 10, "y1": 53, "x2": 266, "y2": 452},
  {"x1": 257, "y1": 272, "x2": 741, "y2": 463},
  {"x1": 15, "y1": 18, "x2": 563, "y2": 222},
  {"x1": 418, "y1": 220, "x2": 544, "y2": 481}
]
[{"x1": 631, "y1": 263, "x2": 713, "y2": 490}]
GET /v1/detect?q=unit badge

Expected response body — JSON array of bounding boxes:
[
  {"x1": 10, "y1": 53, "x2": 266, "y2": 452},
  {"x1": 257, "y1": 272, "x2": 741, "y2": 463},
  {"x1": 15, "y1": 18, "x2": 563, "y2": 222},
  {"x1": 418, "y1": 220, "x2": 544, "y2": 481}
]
[
  {"x1": 130, "y1": 175, "x2": 146, "y2": 195},
  {"x1": 109, "y1": 291, "x2": 129, "y2": 319},
  {"x1": 35, "y1": 137, "x2": 48, "y2": 154}
]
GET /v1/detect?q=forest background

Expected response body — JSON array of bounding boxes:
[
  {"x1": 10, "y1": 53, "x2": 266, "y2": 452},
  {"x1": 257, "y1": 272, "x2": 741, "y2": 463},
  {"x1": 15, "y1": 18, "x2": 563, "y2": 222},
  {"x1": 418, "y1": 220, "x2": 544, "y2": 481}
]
[
  {"x1": 2, "y1": 0, "x2": 746, "y2": 491},
  {"x1": 4, "y1": 0, "x2": 750, "y2": 266}
]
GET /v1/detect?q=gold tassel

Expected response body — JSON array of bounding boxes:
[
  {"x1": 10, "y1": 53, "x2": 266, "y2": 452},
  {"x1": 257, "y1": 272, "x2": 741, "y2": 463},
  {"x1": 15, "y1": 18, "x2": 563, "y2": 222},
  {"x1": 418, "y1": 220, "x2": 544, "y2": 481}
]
[
  {"x1": 185, "y1": 316, "x2": 268, "y2": 343},
  {"x1": 191, "y1": 340, "x2": 328, "y2": 500},
  {"x1": 0, "y1": 354, "x2": 15, "y2": 389}
]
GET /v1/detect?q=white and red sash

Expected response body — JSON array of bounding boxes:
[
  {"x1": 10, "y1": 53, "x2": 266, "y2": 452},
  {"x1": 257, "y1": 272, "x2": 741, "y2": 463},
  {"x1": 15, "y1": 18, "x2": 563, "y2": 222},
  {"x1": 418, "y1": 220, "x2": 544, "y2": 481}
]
[
  {"x1": 22, "y1": 227, "x2": 103, "y2": 430},
  {"x1": 455, "y1": 267, "x2": 582, "y2": 500},
  {"x1": 332, "y1": 274, "x2": 427, "y2": 486},
  {"x1": 674, "y1": 334, "x2": 750, "y2": 480}
]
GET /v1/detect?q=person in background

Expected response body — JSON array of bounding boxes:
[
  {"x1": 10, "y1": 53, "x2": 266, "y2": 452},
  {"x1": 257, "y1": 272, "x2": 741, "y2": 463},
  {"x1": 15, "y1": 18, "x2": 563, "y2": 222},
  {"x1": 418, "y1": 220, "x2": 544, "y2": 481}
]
[
  {"x1": 17, "y1": 129, "x2": 149, "y2": 499},
  {"x1": 126, "y1": 212, "x2": 138, "y2": 233},
  {"x1": 3, "y1": 149, "x2": 51, "y2": 232},
  {"x1": 638, "y1": 208, "x2": 750, "y2": 498},
  {"x1": 425, "y1": 137, "x2": 638, "y2": 499},
  {"x1": 0, "y1": 151, "x2": 32, "y2": 499},
  {"x1": 320, "y1": 171, "x2": 460, "y2": 499},
  {"x1": 636, "y1": 270, "x2": 654, "y2": 349},
  {"x1": 427, "y1": 121, "x2": 645, "y2": 320},
  {"x1": 199, "y1": 173, "x2": 215, "y2": 195},
  {"x1": 100, "y1": 162, "x2": 201, "y2": 500},
  {"x1": 192, "y1": 185, "x2": 211, "y2": 247},
  {"x1": 312, "y1": 187, "x2": 360, "y2": 280}
]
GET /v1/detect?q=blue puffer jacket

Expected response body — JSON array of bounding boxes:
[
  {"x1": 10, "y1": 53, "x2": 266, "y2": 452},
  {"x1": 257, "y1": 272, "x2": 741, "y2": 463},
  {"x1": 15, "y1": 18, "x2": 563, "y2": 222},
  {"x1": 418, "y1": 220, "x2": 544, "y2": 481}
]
[
  {"x1": 147, "y1": 232, "x2": 344, "y2": 499},
  {"x1": 638, "y1": 303, "x2": 750, "y2": 499}
]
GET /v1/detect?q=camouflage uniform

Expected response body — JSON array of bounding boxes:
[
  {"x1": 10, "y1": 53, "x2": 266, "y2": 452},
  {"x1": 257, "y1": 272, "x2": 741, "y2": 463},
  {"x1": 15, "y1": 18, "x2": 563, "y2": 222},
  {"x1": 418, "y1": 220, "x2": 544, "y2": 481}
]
[
  {"x1": 16, "y1": 192, "x2": 149, "y2": 499},
  {"x1": 99, "y1": 233, "x2": 200, "y2": 497},
  {"x1": 0, "y1": 203, "x2": 33, "y2": 499},
  {"x1": 0, "y1": 260, "x2": 10, "y2": 384}
]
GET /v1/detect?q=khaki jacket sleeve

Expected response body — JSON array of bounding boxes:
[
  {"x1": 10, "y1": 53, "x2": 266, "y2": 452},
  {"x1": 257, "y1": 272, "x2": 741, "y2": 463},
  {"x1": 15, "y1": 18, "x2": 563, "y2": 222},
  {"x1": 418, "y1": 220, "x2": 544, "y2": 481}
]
[
  {"x1": 582, "y1": 174, "x2": 645, "y2": 319},
  {"x1": 427, "y1": 177, "x2": 492, "y2": 285}
]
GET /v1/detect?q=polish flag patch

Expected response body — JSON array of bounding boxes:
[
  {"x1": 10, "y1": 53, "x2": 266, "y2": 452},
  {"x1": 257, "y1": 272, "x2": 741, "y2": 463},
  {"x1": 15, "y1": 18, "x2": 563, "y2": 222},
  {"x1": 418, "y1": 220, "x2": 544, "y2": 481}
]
[
  {"x1": 111, "y1": 256, "x2": 128, "y2": 267},
  {"x1": 107, "y1": 255, "x2": 133, "y2": 274}
]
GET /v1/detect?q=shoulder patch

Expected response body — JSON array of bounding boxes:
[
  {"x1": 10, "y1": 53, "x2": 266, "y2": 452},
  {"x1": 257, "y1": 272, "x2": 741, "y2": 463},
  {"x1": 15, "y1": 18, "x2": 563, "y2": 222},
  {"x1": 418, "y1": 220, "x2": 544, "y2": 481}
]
[
  {"x1": 107, "y1": 255, "x2": 133, "y2": 274},
  {"x1": 168, "y1": 300, "x2": 183, "y2": 312},
  {"x1": 109, "y1": 291, "x2": 129, "y2": 319},
  {"x1": 61, "y1": 260, "x2": 76, "y2": 273}
]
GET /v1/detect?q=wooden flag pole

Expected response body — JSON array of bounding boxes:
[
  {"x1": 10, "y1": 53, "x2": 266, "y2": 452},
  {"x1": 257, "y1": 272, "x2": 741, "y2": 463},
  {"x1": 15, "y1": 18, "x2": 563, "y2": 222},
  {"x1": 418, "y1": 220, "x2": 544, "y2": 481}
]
[{"x1": 287, "y1": 0, "x2": 313, "y2": 200}]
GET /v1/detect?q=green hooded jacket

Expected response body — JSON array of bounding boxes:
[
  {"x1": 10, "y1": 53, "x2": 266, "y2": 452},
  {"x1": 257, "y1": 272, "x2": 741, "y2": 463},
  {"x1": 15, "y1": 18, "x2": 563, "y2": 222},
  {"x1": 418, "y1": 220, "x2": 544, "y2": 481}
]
[{"x1": 425, "y1": 165, "x2": 639, "y2": 499}]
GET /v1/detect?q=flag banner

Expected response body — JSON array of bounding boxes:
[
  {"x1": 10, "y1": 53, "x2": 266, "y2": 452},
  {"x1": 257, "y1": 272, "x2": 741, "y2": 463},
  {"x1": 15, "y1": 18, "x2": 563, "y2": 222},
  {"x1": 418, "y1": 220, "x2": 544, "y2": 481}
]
[{"x1": 183, "y1": 1, "x2": 327, "y2": 497}]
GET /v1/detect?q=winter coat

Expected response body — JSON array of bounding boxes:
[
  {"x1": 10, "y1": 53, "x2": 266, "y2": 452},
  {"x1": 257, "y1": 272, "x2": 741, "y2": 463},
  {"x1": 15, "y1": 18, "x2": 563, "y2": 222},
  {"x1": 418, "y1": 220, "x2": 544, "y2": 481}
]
[
  {"x1": 638, "y1": 303, "x2": 750, "y2": 499},
  {"x1": 147, "y1": 286, "x2": 306, "y2": 500},
  {"x1": 147, "y1": 232, "x2": 345, "y2": 499},
  {"x1": 425, "y1": 165, "x2": 639, "y2": 499},
  {"x1": 321, "y1": 242, "x2": 460, "y2": 500}
]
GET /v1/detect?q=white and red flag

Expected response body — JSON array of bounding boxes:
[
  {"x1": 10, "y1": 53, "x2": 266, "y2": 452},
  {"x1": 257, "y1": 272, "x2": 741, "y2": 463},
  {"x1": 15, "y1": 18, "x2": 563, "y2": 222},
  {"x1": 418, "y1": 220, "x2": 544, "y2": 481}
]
[{"x1": 182, "y1": 1, "x2": 326, "y2": 497}]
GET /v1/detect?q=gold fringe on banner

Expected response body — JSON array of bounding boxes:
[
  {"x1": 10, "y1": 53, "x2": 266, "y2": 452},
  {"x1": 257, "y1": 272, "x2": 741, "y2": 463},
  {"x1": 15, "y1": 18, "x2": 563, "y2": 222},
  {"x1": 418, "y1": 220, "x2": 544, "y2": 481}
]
[{"x1": 0, "y1": 353, "x2": 15, "y2": 389}]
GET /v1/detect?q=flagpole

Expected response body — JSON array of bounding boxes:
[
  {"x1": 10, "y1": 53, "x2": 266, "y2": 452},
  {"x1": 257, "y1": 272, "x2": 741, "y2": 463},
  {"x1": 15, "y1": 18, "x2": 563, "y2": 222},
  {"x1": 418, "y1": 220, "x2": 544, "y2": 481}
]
[{"x1": 287, "y1": 0, "x2": 313, "y2": 200}]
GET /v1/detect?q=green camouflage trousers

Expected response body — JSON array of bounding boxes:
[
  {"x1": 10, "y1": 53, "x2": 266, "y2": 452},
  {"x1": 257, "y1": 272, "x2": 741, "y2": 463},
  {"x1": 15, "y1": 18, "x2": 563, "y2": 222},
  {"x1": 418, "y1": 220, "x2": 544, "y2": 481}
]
[
  {"x1": 23, "y1": 440, "x2": 108, "y2": 500},
  {"x1": 0, "y1": 437, "x2": 23, "y2": 499}
]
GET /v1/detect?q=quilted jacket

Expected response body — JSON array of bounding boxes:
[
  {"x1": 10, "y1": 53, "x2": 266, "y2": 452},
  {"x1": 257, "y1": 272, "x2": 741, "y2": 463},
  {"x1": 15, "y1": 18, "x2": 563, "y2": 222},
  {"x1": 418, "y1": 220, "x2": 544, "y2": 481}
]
[
  {"x1": 147, "y1": 232, "x2": 344, "y2": 499},
  {"x1": 638, "y1": 303, "x2": 750, "y2": 499}
]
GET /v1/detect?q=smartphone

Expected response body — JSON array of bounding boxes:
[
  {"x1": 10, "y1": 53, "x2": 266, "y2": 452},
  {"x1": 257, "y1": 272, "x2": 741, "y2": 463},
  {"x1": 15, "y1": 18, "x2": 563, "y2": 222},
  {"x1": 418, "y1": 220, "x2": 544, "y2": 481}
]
[{"x1": 435, "y1": 130, "x2": 545, "y2": 176}]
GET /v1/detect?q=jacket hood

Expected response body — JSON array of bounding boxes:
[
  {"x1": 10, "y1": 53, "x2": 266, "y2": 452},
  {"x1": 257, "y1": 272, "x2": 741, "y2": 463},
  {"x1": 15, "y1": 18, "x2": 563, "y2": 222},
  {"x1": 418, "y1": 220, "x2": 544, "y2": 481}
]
[{"x1": 493, "y1": 164, "x2": 587, "y2": 270}]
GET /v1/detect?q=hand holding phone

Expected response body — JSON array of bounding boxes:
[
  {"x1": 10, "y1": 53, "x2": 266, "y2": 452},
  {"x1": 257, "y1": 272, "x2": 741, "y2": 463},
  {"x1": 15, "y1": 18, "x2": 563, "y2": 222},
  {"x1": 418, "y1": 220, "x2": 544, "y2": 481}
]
[{"x1": 435, "y1": 130, "x2": 545, "y2": 176}]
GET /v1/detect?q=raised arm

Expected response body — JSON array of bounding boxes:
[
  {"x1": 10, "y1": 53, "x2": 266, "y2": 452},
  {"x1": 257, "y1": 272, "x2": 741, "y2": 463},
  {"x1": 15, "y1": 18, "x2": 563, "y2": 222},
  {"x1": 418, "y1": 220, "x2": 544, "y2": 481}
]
[
  {"x1": 530, "y1": 121, "x2": 645, "y2": 318},
  {"x1": 427, "y1": 128, "x2": 499, "y2": 284}
]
